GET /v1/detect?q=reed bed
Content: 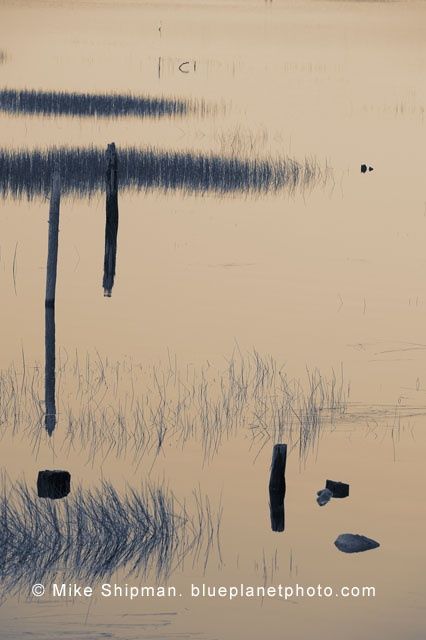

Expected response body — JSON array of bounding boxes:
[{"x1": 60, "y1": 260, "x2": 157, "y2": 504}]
[
  {"x1": 0, "y1": 478, "x2": 218, "y2": 598},
  {"x1": 0, "y1": 146, "x2": 328, "y2": 200},
  {"x1": 0, "y1": 88, "x2": 208, "y2": 119},
  {"x1": 0, "y1": 351, "x2": 348, "y2": 464}
]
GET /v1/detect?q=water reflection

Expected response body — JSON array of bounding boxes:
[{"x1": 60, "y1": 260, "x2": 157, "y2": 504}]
[
  {"x1": 0, "y1": 480, "x2": 218, "y2": 597},
  {"x1": 0, "y1": 88, "x2": 205, "y2": 119},
  {"x1": 44, "y1": 306, "x2": 56, "y2": 436}
]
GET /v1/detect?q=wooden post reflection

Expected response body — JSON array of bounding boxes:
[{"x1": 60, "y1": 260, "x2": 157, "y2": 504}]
[{"x1": 44, "y1": 171, "x2": 60, "y2": 436}]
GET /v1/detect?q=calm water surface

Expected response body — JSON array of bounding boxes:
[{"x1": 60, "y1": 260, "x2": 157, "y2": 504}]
[{"x1": 0, "y1": 0, "x2": 425, "y2": 638}]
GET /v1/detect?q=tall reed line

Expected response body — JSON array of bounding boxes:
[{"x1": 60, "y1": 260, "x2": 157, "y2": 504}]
[{"x1": 0, "y1": 146, "x2": 329, "y2": 199}]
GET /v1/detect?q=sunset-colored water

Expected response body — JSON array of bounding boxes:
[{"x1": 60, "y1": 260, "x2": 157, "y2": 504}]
[{"x1": 0, "y1": 1, "x2": 425, "y2": 638}]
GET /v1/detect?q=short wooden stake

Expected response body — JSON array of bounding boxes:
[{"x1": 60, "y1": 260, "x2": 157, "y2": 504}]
[{"x1": 269, "y1": 443, "x2": 287, "y2": 532}]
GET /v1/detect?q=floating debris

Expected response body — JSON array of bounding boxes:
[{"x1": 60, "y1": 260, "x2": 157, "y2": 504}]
[{"x1": 335, "y1": 533, "x2": 380, "y2": 553}]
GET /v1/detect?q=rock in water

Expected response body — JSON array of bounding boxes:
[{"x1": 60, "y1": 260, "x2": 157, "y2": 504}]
[
  {"x1": 335, "y1": 533, "x2": 380, "y2": 553},
  {"x1": 37, "y1": 470, "x2": 71, "y2": 499},
  {"x1": 326, "y1": 479, "x2": 349, "y2": 498},
  {"x1": 316, "y1": 488, "x2": 333, "y2": 506}
]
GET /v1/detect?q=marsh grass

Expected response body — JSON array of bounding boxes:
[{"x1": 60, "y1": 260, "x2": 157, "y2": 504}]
[
  {"x1": 0, "y1": 351, "x2": 348, "y2": 464},
  {"x1": 0, "y1": 88, "x2": 208, "y2": 119},
  {"x1": 0, "y1": 477, "x2": 218, "y2": 597},
  {"x1": 0, "y1": 146, "x2": 328, "y2": 200}
]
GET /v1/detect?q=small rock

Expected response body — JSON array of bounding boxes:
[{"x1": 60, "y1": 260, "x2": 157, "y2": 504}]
[
  {"x1": 361, "y1": 164, "x2": 374, "y2": 173},
  {"x1": 334, "y1": 533, "x2": 380, "y2": 553},
  {"x1": 326, "y1": 479, "x2": 349, "y2": 498},
  {"x1": 316, "y1": 488, "x2": 333, "y2": 506}
]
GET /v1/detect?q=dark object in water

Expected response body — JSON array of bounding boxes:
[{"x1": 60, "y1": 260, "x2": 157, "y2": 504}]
[
  {"x1": 326, "y1": 479, "x2": 349, "y2": 498},
  {"x1": 316, "y1": 488, "x2": 333, "y2": 506},
  {"x1": 361, "y1": 164, "x2": 374, "y2": 173},
  {"x1": 334, "y1": 533, "x2": 380, "y2": 553},
  {"x1": 103, "y1": 143, "x2": 119, "y2": 297},
  {"x1": 37, "y1": 470, "x2": 71, "y2": 499},
  {"x1": 269, "y1": 444, "x2": 287, "y2": 532}
]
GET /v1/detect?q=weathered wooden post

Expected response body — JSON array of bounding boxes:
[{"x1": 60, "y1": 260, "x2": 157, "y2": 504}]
[
  {"x1": 269, "y1": 443, "x2": 287, "y2": 532},
  {"x1": 103, "y1": 142, "x2": 119, "y2": 297},
  {"x1": 45, "y1": 171, "x2": 61, "y2": 307},
  {"x1": 44, "y1": 171, "x2": 60, "y2": 436}
]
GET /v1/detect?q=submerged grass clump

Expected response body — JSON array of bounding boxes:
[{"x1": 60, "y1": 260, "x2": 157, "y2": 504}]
[
  {"x1": 0, "y1": 51, "x2": 7, "y2": 65},
  {"x1": 0, "y1": 88, "x2": 206, "y2": 119},
  {"x1": 0, "y1": 146, "x2": 328, "y2": 199},
  {"x1": 0, "y1": 351, "x2": 348, "y2": 464},
  {"x1": 0, "y1": 479, "x2": 218, "y2": 597}
]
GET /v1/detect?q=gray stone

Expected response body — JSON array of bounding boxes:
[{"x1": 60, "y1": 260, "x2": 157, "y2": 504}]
[
  {"x1": 316, "y1": 488, "x2": 333, "y2": 506},
  {"x1": 334, "y1": 533, "x2": 380, "y2": 553}
]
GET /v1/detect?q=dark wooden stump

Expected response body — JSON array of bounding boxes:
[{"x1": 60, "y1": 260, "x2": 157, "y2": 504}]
[
  {"x1": 326, "y1": 479, "x2": 349, "y2": 498},
  {"x1": 37, "y1": 470, "x2": 71, "y2": 499},
  {"x1": 269, "y1": 444, "x2": 287, "y2": 532}
]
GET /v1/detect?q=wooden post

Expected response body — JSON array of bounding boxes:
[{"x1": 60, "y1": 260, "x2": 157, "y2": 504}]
[
  {"x1": 45, "y1": 171, "x2": 61, "y2": 307},
  {"x1": 269, "y1": 444, "x2": 287, "y2": 532},
  {"x1": 44, "y1": 305, "x2": 56, "y2": 436},
  {"x1": 103, "y1": 142, "x2": 119, "y2": 297}
]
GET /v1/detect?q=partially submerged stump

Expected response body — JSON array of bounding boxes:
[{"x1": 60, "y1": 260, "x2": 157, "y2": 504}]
[
  {"x1": 335, "y1": 533, "x2": 380, "y2": 554},
  {"x1": 269, "y1": 444, "x2": 287, "y2": 532},
  {"x1": 326, "y1": 479, "x2": 349, "y2": 498},
  {"x1": 37, "y1": 470, "x2": 71, "y2": 499}
]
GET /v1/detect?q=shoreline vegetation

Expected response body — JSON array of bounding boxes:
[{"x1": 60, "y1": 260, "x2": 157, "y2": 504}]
[
  {"x1": 0, "y1": 351, "x2": 348, "y2": 464},
  {"x1": 0, "y1": 478, "x2": 220, "y2": 597},
  {"x1": 0, "y1": 146, "x2": 329, "y2": 199},
  {"x1": 0, "y1": 88, "x2": 211, "y2": 119}
]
